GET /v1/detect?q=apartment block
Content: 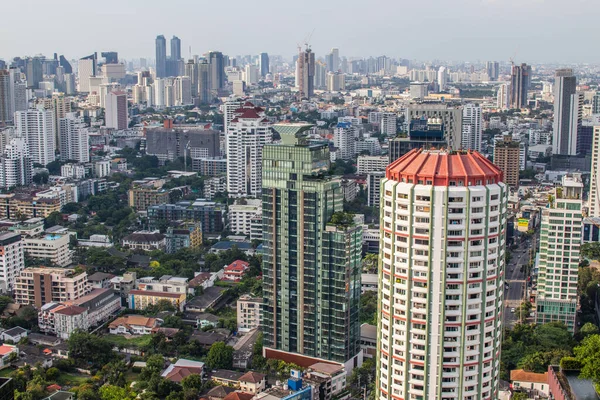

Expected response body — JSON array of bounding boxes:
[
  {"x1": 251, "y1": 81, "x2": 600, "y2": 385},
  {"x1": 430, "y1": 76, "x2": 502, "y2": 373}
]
[
  {"x1": 229, "y1": 199, "x2": 261, "y2": 237},
  {"x1": 237, "y1": 294, "x2": 261, "y2": 333},
  {"x1": 15, "y1": 268, "x2": 89, "y2": 307},
  {"x1": 129, "y1": 290, "x2": 186, "y2": 312},
  {"x1": 128, "y1": 180, "x2": 170, "y2": 211},
  {"x1": 23, "y1": 233, "x2": 72, "y2": 267},
  {"x1": 0, "y1": 232, "x2": 25, "y2": 293},
  {"x1": 357, "y1": 155, "x2": 389, "y2": 175},
  {"x1": 0, "y1": 194, "x2": 61, "y2": 219},
  {"x1": 494, "y1": 135, "x2": 521, "y2": 188}
]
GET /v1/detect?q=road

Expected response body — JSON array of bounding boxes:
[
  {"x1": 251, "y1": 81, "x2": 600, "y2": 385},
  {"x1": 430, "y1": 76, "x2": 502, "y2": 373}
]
[{"x1": 503, "y1": 241, "x2": 533, "y2": 328}]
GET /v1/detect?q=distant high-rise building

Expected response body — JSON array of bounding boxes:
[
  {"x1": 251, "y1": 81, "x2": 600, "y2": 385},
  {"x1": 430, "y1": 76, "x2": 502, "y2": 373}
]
[
  {"x1": 314, "y1": 61, "x2": 327, "y2": 89},
  {"x1": 77, "y1": 54, "x2": 97, "y2": 93},
  {"x1": 0, "y1": 71, "x2": 11, "y2": 123},
  {"x1": 497, "y1": 83, "x2": 510, "y2": 110},
  {"x1": 185, "y1": 60, "x2": 198, "y2": 98},
  {"x1": 155, "y1": 35, "x2": 167, "y2": 78},
  {"x1": 101, "y1": 52, "x2": 119, "y2": 64},
  {"x1": 333, "y1": 121, "x2": 358, "y2": 160},
  {"x1": 15, "y1": 108, "x2": 55, "y2": 166},
  {"x1": 261, "y1": 123, "x2": 362, "y2": 364},
  {"x1": 589, "y1": 127, "x2": 600, "y2": 218},
  {"x1": 493, "y1": 135, "x2": 521, "y2": 187},
  {"x1": 380, "y1": 112, "x2": 397, "y2": 136},
  {"x1": 174, "y1": 76, "x2": 192, "y2": 106},
  {"x1": 326, "y1": 48, "x2": 339, "y2": 72},
  {"x1": 170, "y1": 36, "x2": 181, "y2": 63},
  {"x1": 105, "y1": 91, "x2": 128, "y2": 130},
  {"x1": 51, "y1": 92, "x2": 72, "y2": 151},
  {"x1": 258, "y1": 53, "x2": 269, "y2": 77},
  {"x1": 592, "y1": 91, "x2": 600, "y2": 115},
  {"x1": 296, "y1": 48, "x2": 315, "y2": 99},
  {"x1": 509, "y1": 63, "x2": 531, "y2": 109},
  {"x1": 437, "y1": 66, "x2": 447, "y2": 91},
  {"x1": 25, "y1": 57, "x2": 43, "y2": 89},
  {"x1": 64, "y1": 73, "x2": 76, "y2": 95},
  {"x1": 461, "y1": 103, "x2": 482, "y2": 151},
  {"x1": 0, "y1": 137, "x2": 33, "y2": 189},
  {"x1": 59, "y1": 55, "x2": 72, "y2": 74},
  {"x1": 406, "y1": 102, "x2": 463, "y2": 150},
  {"x1": 244, "y1": 64, "x2": 258, "y2": 85},
  {"x1": 197, "y1": 59, "x2": 211, "y2": 104},
  {"x1": 226, "y1": 102, "x2": 272, "y2": 198},
  {"x1": 486, "y1": 61, "x2": 500, "y2": 80},
  {"x1": 377, "y1": 149, "x2": 507, "y2": 400},
  {"x1": 552, "y1": 69, "x2": 582, "y2": 156},
  {"x1": 326, "y1": 71, "x2": 344, "y2": 92},
  {"x1": 59, "y1": 113, "x2": 89, "y2": 163},
  {"x1": 536, "y1": 174, "x2": 583, "y2": 334},
  {"x1": 208, "y1": 51, "x2": 225, "y2": 91}
]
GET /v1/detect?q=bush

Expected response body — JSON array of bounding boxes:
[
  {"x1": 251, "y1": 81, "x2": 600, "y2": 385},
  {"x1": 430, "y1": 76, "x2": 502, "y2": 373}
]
[{"x1": 560, "y1": 357, "x2": 582, "y2": 371}]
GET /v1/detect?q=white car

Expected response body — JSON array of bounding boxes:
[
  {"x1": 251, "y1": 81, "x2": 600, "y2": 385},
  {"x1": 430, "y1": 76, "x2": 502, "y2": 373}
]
[{"x1": 510, "y1": 308, "x2": 516, "y2": 313}]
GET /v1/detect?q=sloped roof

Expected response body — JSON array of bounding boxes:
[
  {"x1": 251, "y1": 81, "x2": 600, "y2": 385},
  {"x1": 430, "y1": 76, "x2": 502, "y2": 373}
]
[
  {"x1": 239, "y1": 371, "x2": 265, "y2": 383},
  {"x1": 223, "y1": 392, "x2": 254, "y2": 400},
  {"x1": 510, "y1": 369, "x2": 548, "y2": 384},
  {"x1": 109, "y1": 315, "x2": 158, "y2": 329}
]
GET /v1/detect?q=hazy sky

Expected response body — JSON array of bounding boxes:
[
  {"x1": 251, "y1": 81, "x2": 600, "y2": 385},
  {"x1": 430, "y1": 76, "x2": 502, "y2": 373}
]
[{"x1": 1, "y1": 0, "x2": 598, "y2": 64}]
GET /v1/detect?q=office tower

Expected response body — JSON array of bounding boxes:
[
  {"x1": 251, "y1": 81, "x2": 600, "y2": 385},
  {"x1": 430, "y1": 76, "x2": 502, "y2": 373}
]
[
  {"x1": 244, "y1": 64, "x2": 258, "y2": 85},
  {"x1": 59, "y1": 55, "x2": 72, "y2": 74},
  {"x1": 0, "y1": 71, "x2": 10, "y2": 123},
  {"x1": 536, "y1": 174, "x2": 583, "y2": 334},
  {"x1": 59, "y1": 113, "x2": 89, "y2": 163},
  {"x1": 105, "y1": 91, "x2": 128, "y2": 130},
  {"x1": 51, "y1": 92, "x2": 71, "y2": 151},
  {"x1": 326, "y1": 48, "x2": 340, "y2": 72},
  {"x1": 78, "y1": 54, "x2": 97, "y2": 93},
  {"x1": 0, "y1": 233, "x2": 24, "y2": 292},
  {"x1": 497, "y1": 83, "x2": 509, "y2": 110},
  {"x1": 101, "y1": 52, "x2": 118, "y2": 64},
  {"x1": 381, "y1": 113, "x2": 397, "y2": 137},
  {"x1": 174, "y1": 76, "x2": 192, "y2": 106},
  {"x1": 377, "y1": 149, "x2": 507, "y2": 400},
  {"x1": 334, "y1": 121, "x2": 358, "y2": 160},
  {"x1": 437, "y1": 66, "x2": 447, "y2": 91},
  {"x1": 155, "y1": 35, "x2": 167, "y2": 78},
  {"x1": 198, "y1": 59, "x2": 211, "y2": 104},
  {"x1": 296, "y1": 47, "x2": 315, "y2": 99},
  {"x1": 592, "y1": 91, "x2": 600, "y2": 115},
  {"x1": 553, "y1": 69, "x2": 581, "y2": 155},
  {"x1": 261, "y1": 123, "x2": 362, "y2": 364},
  {"x1": 259, "y1": 52, "x2": 269, "y2": 77},
  {"x1": 461, "y1": 103, "x2": 482, "y2": 151},
  {"x1": 64, "y1": 73, "x2": 76, "y2": 95},
  {"x1": 15, "y1": 109, "x2": 55, "y2": 166},
  {"x1": 410, "y1": 82, "x2": 429, "y2": 100},
  {"x1": 589, "y1": 127, "x2": 600, "y2": 218},
  {"x1": 314, "y1": 61, "x2": 327, "y2": 89},
  {"x1": 493, "y1": 135, "x2": 520, "y2": 187},
  {"x1": 226, "y1": 102, "x2": 272, "y2": 198},
  {"x1": 185, "y1": 60, "x2": 198, "y2": 97},
  {"x1": 509, "y1": 63, "x2": 531, "y2": 109},
  {"x1": 170, "y1": 36, "x2": 181, "y2": 62},
  {"x1": 406, "y1": 103, "x2": 463, "y2": 150},
  {"x1": 0, "y1": 138, "x2": 33, "y2": 189},
  {"x1": 208, "y1": 51, "x2": 225, "y2": 90},
  {"x1": 326, "y1": 71, "x2": 345, "y2": 92},
  {"x1": 25, "y1": 57, "x2": 43, "y2": 89},
  {"x1": 486, "y1": 61, "x2": 499, "y2": 80}
]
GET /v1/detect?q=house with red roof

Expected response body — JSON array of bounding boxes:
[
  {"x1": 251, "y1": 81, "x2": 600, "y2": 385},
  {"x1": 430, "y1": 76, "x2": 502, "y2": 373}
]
[
  {"x1": 0, "y1": 344, "x2": 18, "y2": 368},
  {"x1": 223, "y1": 260, "x2": 250, "y2": 282}
]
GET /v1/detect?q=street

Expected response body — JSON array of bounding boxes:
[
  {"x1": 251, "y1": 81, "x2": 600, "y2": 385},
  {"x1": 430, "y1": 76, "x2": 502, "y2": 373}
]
[{"x1": 503, "y1": 240, "x2": 533, "y2": 328}]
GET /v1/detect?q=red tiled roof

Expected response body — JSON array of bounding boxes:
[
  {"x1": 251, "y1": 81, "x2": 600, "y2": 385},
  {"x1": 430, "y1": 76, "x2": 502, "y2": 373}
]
[
  {"x1": 223, "y1": 392, "x2": 254, "y2": 400},
  {"x1": 0, "y1": 345, "x2": 16, "y2": 356},
  {"x1": 165, "y1": 366, "x2": 204, "y2": 383},
  {"x1": 510, "y1": 369, "x2": 548, "y2": 384},
  {"x1": 53, "y1": 305, "x2": 87, "y2": 316},
  {"x1": 239, "y1": 371, "x2": 265, "y2": 383},
  {"x1": 225, "y1": 260, "x2": 249, "y2": 272},
  {"x1": 386, "y1": 149, "x2": 503, "y2": 186},
  {"x1": 235, "y1": 108, "x2": 262, "y2": 119}
]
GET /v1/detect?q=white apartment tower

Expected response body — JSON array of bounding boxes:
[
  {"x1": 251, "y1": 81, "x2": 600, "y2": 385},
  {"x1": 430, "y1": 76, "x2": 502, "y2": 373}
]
[
  {"x1": 497, "y1": 83, "x2": 510, "y2": 110},
  {"x1": 377, "y1": 149, "x2": 507, "y2": 400},
  {"x1": 381, "y1": 113, "x2": 397, "y2": 136},
  {"x1": 333, "y1": 121, "x2": 358, "y2": 161},
  {"x1": 589, "y1": 127, "x2": 600, "y2": 218},
  {"x1": 15, "y1": 108, "x2": 55, "y2": 166},
  {"x1": 105, "y1": 91, "x2": 128, "y2": 130},
  {"x1": 0, "y1": 233, "x2": 25, "y2": 293},
  {"x1": 535, "y1": 174, "x2": 583, "y2": 333},
  {"x1": 0, "y1": 137, "x2": 33, "y2": 189},
  {"x1": 461, "y1": 104, "x2": 482, "y2": 151},
  {"x1": 437, "y1": 66, "x2": 447, "y2": 91},
  {"x1": 226, "y1": 102, "x2": 272, "y2": 198},
  {"x1": 59, "y1": 113, "x2": 90, "y2": 163}
]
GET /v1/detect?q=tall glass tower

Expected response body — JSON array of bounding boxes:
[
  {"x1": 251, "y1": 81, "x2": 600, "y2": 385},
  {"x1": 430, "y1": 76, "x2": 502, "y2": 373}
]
[
  {"x1": 261, "y1": 124, "x2": 362, "y2": 364},
  {"x1": 155, "y1": 35, "x2": 167, "y2": 78}
]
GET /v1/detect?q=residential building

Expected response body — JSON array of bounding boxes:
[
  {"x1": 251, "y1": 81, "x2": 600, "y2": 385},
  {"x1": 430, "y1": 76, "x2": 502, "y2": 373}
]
[
  {"x1": 510, "y1": 369, "x2": 549, "y2": 398},
  {"x1": 239, "y1": 371, "x2": 266, "y2": 394},
  {"x1": 0, "y1": 344, "x2": 18, "y2": 368},
  {"x1": 229, "y1": 199, "x2": 261, "y2": 236},
  {"x1": 192, "y1": 157, "x2": 227, "y2": 176},
  {"x1": 437, "y1": 66, "x2": 448, "y2": 91},
  {"x1": 226, "y1": 102, "x2": 272, "y2": 198},
  {"x1": 326, "y1": 72, "x2": 345, "y2": 92},
  {"x1": 261, "y1": 124, "x2": 362, "y2": 364},
  {"x1": 38, "y1": 303, "x2": 89, "y2": 339},
  {"x1": 357, "y1": 155, "x2": 388, "y2": 175},
  {"x1": 128, "y1": 184, "x2": 170, "y2": 211},
  {"x1": 237, "y1": 294, "x2": 261, "y2": 333},
  {"x1": 146, "y1": 126, "x2": 220, "y2": 164},
  {"x1": 0, "y1": 194, "x2": 61, "y2": 219},
  {"x1": 360, "y1": 323, "x2": 377, "y2": 359},
  {"x1": 0, "y1": 137, "x2": 33, "y2": 189},
  {"x1": 461, "y1": 103, "x2": 482, "y2": 151},
  {"x1": 129, "y1": 290, "x2": 186, "y2": 312},
  {"x1": 366, "y1": 172, "x2": 384, "y2": 207},
  {"x1": 60, "y1": 163, "x2": 86, "y2": 179},
  {"x1": 105, "y1": 91, "x2": 128, "y2": 130},
  {"x1": 77, "y1": 54, "x2": 96, "y2": 93},
  {"x1": 15, "y1": 268, "x2": 89, "y2": 307},
  {"x1": 497, "y1": 83, "x2": 510, "y2": 110},
  {"x1": 494, "y1": 135, "x2": 521, "y2": 187},
  {"x1": 405, "y1": 102, "x2": 463, "y2": 150},
  {"x1": 147, "y1": 200, "x2": 224, "y2": 234},
  {"x1": 536, "y1": 174, "x2": 583, "y2": 333},
  {"x1": 136, "y1": 275, "x2": 188, "y2": 294},
  {"x1": 15, "y1": 109, "x2": 55, "y2": 166},
  {"x1": 223, "y1": 260, "x2": 250, "y2": 282},
  {"x1": 377, "y1": 149, "x2": 507, "y2": 400},
  {"x1": 122, "y1": 231, "x2": 166, "y2": 251},
  {"x1": 165, "y1": 223, "x2": 202, "y2": 254},
  {"x1": 59, "y1": 113, "x2": 89, "y2": 163},
  {"x1": 510, "y1": 63, "x2": 531, "y2": 109},
  {"x1": 333, "y1": 121, "x2": 358, "y2": 161},
  {"x1": 22, "y1": 233, "x2": 72, "y2": 267},
  {"x1": 69, "y1": 287, "x2": 122, "y2": 327},
  {"x1": 380, "y1": 113, "x2": 397, "y2": 136},
  {"x1": 0, "y1": 327, "x2": 28, "y2": 343},
  {"x1": 0, "y1": 233, "x2": 24, "y2": 293},
  {"x1": 553, "y1": 69, "x2": 581, "y2": 156},
  {"x1": 296, "y1": 48, "x2": 315, "y2": 99},
  {"x1": 589, "y1": 127, "x2": 600, "y2": 218},
  {"x1": 109, "y1": 315, "x2": 160, "y2": 335}
]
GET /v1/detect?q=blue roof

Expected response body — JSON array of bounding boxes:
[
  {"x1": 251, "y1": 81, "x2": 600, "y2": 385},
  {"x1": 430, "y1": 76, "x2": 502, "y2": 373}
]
[
  {"x1": 211, "y1": 241, "x2": 252, "y2": 250},
  {"x1": 336, "y1": 122, "x2": 351, "y2": 128}
]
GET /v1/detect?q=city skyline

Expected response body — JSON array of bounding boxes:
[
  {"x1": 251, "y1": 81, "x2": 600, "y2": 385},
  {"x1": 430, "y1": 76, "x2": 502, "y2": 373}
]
[{"x1": 1, "y1": 0, "x2": 599, "y2": 63}]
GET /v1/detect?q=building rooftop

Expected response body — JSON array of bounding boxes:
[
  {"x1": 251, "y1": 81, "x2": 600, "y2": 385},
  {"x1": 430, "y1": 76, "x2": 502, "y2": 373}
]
[
  {"x1": 360, "y1": 323, "x2": 377, "y2": 340},
  {"x1": 510, "y1": 369, "x2": 548, "y2": 384}
]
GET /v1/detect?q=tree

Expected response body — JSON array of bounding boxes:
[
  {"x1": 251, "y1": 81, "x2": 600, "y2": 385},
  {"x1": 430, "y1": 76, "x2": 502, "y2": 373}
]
[
  {"x1": 140, "y1": 354, "x2": 165, "y2": 381},
  {"x1": 68, "y1": 331, "x2": 114, "y2": 367},
  {"x1": 206, "y1": 342, "x2": 234, "y2": 369},
  {"x1": 359, "y1": 291, "x2": 378, "y2": 325},
  {"x1": 512, "y1": 393, "x2": 528, "y2": 400},
  {"x1": 32, "y1": 172, "x2": 49, "y2": 185},
  {"x1": 0, "y1": 296, "x2": 13, "y2": 314},
  {"x1": 77, "y1": 384, "x2": 102, "y2": 400},
  {"x1": 574, "y1": 334, "x2": 600, "y2": 384},
  {"x1": 46, "y1": 160, "x2": 63, "y2": 175},
  {"x1": 45, "y1": 367, "x2": 60, "y2": 381},
  {"x1": 99, "y1": 385, "x2": 133, "y2": 400},
  {"x1": 581, "y1": 243, "x2": 600, "y2": 261},
  {"x1": 44, "y1": 211, "x2": 64, "y2": 229},
  {"x1": 181, "y1": 374, "x2": 203, "y2": 391},
  {"x1": 98, "y1": 360, "x2": 128, "y2": 386},
  {"x1": 578, "y1": 323, "x2": 600, "y2": 341}
]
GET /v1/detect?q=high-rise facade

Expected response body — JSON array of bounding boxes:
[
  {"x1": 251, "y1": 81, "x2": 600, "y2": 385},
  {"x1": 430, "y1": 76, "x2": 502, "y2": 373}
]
[
  {"x1": 493, "y1": 135, "x2": 521, "y2": 188},
  {"x1": 461, "y1": 103, "x2": 482, "y2": 151},
  {"x1": 437, "y1": 66, "x2": 447, "y2": 91},
  {"x1": 198, "y1": 59, "x2": 211, "y2": 104},
  {"x1": 509, "y1": 63, "x2": 531, "y2": 109},
  {"x1": 536, "y1": 174, "x2": 583, "y2": 334},
  {"x1": 0, "y1": 138, "x2": 33, "y2": 189},
  {"x1": 296, "y1": 48, "x2": 315, "y2": 99},
  {"x1": 589, "y1": 127, "x2": 600, "y2": 218},
  {"x1": 77, "y1": 54, "x2": 96, "y2": 93},
  {"x1": 170, "y1": 36, "x2": 181, "y2": 63},
  {"x1": 406, "y1": 103, "x2": 463, "y2": 150},
  {"x1": 486, "y1": 61, "x2": 499, "y2": 81},
  {"x1": 381, "y1": 112, "x2": 397, "y2": 136},
  {"x1": 497, "y1": 83, "x2": 509, "y2": 110},
  {"x1": 326, "y1": 71, "x2": 345, "y2": 92},
  {"x1": 377, "y1": 149, "x2": 507, "y2": 400},
  {"x1": 105, "y1": 91, "x2": 128, "y2": 130},
  {"x1": 261, "y1": 123, "x2": 362, "y2": 364},
  {"x1": 15, "y1": 109, "x2": 55, "y2": 166},
  {"x1": 552, "y1": 69, "x2": 581, "y2": 156},
  {"x1": 208, "y1": 51, "x2": 225, "y2": 91},
  {"x1": 259, "y1": 53, "x2": 269, "y2": 77},
  {"x1": 326, "y1": 48, "x2": 340, "y2": 72},
  {"x1": 59, "y1": 113, "x2": 89, "y2": 163},
  {"x1": 226, "y1": 102, "x2": 272, "y2": 198},
  {"x1": 0, "y1": 70, "x2": 11, "y2": 123},
  {"x1": 0, "y1": 233, "x2": 25, "y2": 292},
  {"x1": 155, "y1": 35, "x2": 167, "y2": 78}
]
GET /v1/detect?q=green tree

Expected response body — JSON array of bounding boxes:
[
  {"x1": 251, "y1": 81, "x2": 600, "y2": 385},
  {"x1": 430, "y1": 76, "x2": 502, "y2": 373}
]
[
  {"x1": 581, "y1": 243, "x2": 600, "y2": 260},
  {"x1": 32, "y1": 172, "x2": 49, "y2": 185},
  {"x1": 512, "y1": 392, "x2": 528, "y2": 400},
  {"x1": 574, "y1": 334, "x2": 600, "y2": 384},
  {"x1": 98, "y1": 360, "x2": 128, "y2": 386},
  {"x1": 45, "y1": 367, "x2": 60, "y2": 381},
  {"x1": 44, "y1": 211, "x2": 64, "y2": 229},
  {"x1": 77, "y1": 384, "x2": 102, "y2": 400},
  {"x1": 68, "y1": 330, "x2": 114, "y2": 367},
  {"x1": 206, "y1": 342, "x2": 234, "y2": 369},
  {"x1": 181, "y1": 374, "x2": 203, "y2": 391},
  {"x1": 359, "y1": 291, "x2": 378, "y2": 325},
  {"x1": 99, "y1": 385, "x2": 133, "y2": 400},
  {"x1": 578, "y1": 323, "x2": 600, "y2": 341}
]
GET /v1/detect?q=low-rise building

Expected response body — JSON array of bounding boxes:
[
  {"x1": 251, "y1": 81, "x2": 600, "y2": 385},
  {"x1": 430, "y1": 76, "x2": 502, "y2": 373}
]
[
  {"x1": 0, "y1": 344, "x2": 18, "y2": 368},
  {"x1": 239, "y1": 371, "x2": 266, "y2": 394},
  {"x1": 211, "y1": 370, "x2": 244, "y2": 387},
  {"x1": 38, "y1": 303, "x2": 89, "y2": 340},
  {"x1": 122, "y1": 231, "x2": 166, "y2": 251},
  {"x1": 510, "y1": 369, "x2": 549, "y2": 398},
  {"x1": 0, "y1": 194, "x2": 61, "y2": 219},
  {"x1": 223, "y1": 260, "x2": 250, "y2": 282},
  {"x1": 136, "y1": 275, "x2": 188, "y2": 294},
  {"x1": 15, "y1": 268, "x2": 89, "y2": 307},
  {"x1": 22, "y1": 233, "x2": 72, "y2": 267},
  {"x1": 129, "y1": 290, "x2": 186, "y2": 312},
  {"x1": 128, "y1": 178, "x2": 169, "y2": 211},
  {"x1": 109, "y1": 315, "x2": 161, "y2": 335},
  {"x1": 162, "y1": 358, "x2": 205, "y2": 383},
  {"x1": 229, "y1": 199, "x2": 261, "y2": 237},
  {"x1": 361, "y1": 274, "x2": 377, "y2": 293},
  {"x1": 237, "y1": 294, "x2": 261, "y2": 333},
  {"x1": 0, "y1": 327, "x2": 28, "y2": 343},
  {"x1": 360, "y1": 323, "x2": 377, "y2": 359}
]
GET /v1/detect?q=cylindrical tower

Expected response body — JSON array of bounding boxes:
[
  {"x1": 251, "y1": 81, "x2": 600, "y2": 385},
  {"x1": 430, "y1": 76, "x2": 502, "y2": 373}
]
[{"x1": 376, "y1": 149, "x2": 508, "y2": 400}]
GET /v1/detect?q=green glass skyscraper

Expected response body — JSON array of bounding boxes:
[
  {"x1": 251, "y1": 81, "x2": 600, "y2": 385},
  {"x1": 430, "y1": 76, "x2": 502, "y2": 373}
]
[{"x1": 261, "y1": 123, "x2": 362, "y2": 364}]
